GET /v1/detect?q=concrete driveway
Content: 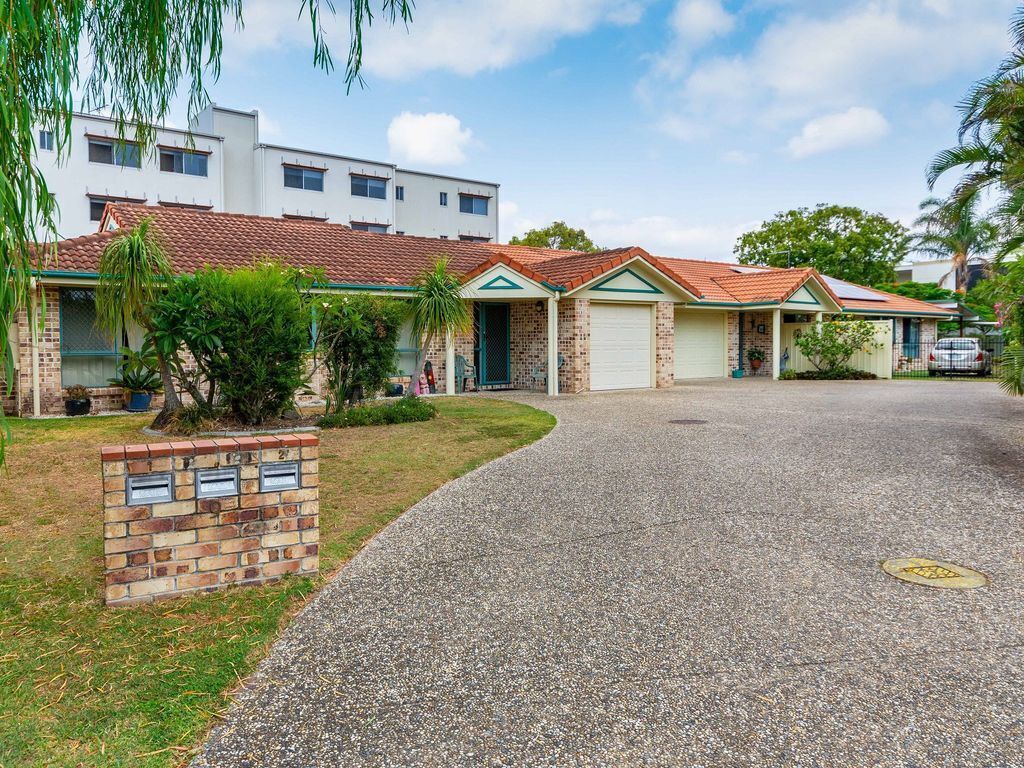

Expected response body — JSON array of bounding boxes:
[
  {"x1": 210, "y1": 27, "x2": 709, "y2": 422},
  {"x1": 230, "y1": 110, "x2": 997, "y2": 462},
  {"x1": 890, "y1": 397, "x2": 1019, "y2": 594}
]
[{"x1": 194, "y1": 380, "x2": 1024, "y2": 767}]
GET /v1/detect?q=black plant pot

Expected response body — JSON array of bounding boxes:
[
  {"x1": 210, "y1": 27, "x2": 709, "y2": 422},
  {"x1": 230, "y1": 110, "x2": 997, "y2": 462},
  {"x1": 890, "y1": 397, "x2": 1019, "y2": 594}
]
[{"x1": 64, "y1": 398, "x2": 91, "y2": 416}]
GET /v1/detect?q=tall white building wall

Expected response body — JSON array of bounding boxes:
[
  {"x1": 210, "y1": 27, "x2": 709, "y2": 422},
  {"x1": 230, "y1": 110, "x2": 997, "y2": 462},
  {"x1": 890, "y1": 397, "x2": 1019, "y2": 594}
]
[
  {"x1": 36, "y1": 114, "x2": 224, "y2": 240},
  {"x1": 37, "y1": 104, "x2": 499, "y2": 242},
  {"x1": 394, "y1": 170, "x2": 498, "y2": 240}
]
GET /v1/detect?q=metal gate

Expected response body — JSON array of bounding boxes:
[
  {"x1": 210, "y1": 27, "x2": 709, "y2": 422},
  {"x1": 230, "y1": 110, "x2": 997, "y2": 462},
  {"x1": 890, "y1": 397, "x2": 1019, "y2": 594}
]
[{"x1": 892, "y1": 337, "x2": 1005, "y2": 379}]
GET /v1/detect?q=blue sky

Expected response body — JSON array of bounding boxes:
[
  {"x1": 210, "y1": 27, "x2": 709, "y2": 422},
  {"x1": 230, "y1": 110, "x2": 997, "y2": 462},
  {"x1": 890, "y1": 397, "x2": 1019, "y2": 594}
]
[{"x1": 182, "y1": 0, "x2": 1018, "y2": 259}]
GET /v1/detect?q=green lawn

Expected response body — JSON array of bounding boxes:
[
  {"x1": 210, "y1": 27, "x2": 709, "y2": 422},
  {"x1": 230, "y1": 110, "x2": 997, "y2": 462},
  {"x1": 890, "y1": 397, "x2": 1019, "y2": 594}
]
[{"x1": 0, "y1": 398, "x2": 554, "y2": 767}]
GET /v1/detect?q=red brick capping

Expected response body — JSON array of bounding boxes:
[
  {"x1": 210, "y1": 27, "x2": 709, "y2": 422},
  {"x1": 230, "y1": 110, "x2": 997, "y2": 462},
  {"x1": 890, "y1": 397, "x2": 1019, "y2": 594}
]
[{"x1": 100, "y1": 433, "x2": 320, "y2": 607}]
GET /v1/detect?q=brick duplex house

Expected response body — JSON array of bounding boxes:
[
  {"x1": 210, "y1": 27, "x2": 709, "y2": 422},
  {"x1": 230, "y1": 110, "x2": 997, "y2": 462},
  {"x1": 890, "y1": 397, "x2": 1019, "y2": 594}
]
[{"x1": 3, "y1": 204, "x2": 954, "y2": 416}]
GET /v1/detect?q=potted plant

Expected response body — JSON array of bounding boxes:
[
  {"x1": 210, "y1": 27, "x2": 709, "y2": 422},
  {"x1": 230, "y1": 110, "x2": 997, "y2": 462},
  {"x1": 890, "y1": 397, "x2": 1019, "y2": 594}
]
[
  {"x1": 109, "y1": 344, "x2": 163, "y2": 412},
  {"x1": 747, "y1": 348, "x2": 766, "y2": 371},
  {"x1": 63, "y1": 384, "x2": 91, "y2": 416}
]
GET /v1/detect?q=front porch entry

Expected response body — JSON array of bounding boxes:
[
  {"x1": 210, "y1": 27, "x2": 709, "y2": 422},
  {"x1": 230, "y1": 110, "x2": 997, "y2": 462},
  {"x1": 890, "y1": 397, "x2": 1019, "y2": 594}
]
[{"x1": 475, "y1": 302, "x2": 512, "y2": 388}]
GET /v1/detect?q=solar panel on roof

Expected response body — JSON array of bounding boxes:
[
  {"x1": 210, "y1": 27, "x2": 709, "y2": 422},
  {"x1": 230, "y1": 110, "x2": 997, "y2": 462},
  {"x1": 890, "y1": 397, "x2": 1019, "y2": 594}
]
[
  {"x1": 729, "y1": 266, "x2": 770, "y2": 274},
  {"x1": 821, "y1": 275, "x2": 886, "y2": 301}
]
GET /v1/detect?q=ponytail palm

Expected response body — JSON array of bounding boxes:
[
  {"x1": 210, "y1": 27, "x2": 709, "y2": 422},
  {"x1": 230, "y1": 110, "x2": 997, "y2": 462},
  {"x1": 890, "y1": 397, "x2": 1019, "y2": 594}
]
[
  {"x1": 408, "y1": 258, "x2": 471, "y2": 395},
  {"x1": 96, "y1": 218, "x2": 181, "y2": 423}
]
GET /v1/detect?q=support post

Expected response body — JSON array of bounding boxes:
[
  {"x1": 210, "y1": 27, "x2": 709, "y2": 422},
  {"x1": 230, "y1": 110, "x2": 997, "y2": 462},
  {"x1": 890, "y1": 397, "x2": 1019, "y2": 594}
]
[
  {"x1": 814, "y1": 311, "x2": 823, "y2": 324},
  {"x1": 30, "y1": 280, "x2": 40, "y2": 417},
  {"x1": 772, "y1": 308, "x2": 781, "y2": 380},
  {"x1": 546, "y1": 296, "x2": 559, "y2": 396},
  {"x1": 445, "y1": 331, "x2": 456, "y2": 395}
]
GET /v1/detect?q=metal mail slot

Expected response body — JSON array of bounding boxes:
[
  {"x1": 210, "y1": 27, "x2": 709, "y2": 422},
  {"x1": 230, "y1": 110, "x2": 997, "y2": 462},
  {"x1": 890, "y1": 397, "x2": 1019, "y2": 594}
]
[
  {"x1": 196, "y1": 467, "x2": 240, "y2": 499},
  {"x1": 126, "y1": 473, "x2": 174, "y2": 505},
  {"x1": 259, "y1": 461, "x2": 300, "y2": 492}
]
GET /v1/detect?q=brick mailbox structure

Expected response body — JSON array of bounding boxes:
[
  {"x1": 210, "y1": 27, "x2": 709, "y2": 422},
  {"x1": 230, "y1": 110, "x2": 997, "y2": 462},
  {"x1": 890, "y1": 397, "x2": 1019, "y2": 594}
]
[{"x1": 100, "y1": 433, "x2": 320, "y2": 606}]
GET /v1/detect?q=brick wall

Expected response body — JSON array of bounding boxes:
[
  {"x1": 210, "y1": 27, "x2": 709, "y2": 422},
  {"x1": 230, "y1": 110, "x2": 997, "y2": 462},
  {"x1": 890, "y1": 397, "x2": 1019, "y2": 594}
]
[
  {"x1": 100, "y1": 433, "x2": 319, "y2": 606},
  {"x1": 726, "y1": 311, "x2": 740, "y2": 373},
  {"x1": 558, "y1": 298, "x2": 590, "y2": 394},
  {"x1": 510, "y1": 301, "x2": 547, "y2": 391},
  {"x1": 1, "y1": 286, "x2": 64, "y2": 416},
  {"x1": 739, "y1": 311, "x2": 775, "y2": 376},
  {"x1": 655, "y1": 301, "x2": 675, "y2": 388}
]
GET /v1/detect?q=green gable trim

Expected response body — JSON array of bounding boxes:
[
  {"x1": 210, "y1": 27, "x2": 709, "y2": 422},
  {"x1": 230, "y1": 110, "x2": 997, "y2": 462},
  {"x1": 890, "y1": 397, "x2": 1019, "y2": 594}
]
[
  {"x1": 479, "y1": 275, "x2": 523, "y2": 291},
  {"x1": 785, "y1": 297, "x2": 821, "y2": 306},
  {"x1": 590, "y1": 267, "x2": 663, "y2": 294}
]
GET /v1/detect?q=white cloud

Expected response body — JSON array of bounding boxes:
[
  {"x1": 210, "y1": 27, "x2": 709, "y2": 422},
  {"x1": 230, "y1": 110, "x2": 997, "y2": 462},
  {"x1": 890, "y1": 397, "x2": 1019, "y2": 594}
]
[
  {"x1": 585, "y1": 210, "x2": 747, "y2": 259},
  {"x1": 253, "y1": 107, "x2": 281, "y2": 139},
  {"x1": 721, "y1": 149, "x2": 754, "y2": 164},
  {"x1": 364, "y1": 0, "x2": 649, "y2": 78},
  {"x1": 387, "y1": 112, "x2": 473, "y2": 165},
  {"x1": 786, "y1": 106, "x2": 890, "y2": 159},
  {"x1": 670, "y1": 0, "x2": 734, "y2": 43},
  {"x1": 648, "y1": 1, "x2": 1015, "y2": 140}
]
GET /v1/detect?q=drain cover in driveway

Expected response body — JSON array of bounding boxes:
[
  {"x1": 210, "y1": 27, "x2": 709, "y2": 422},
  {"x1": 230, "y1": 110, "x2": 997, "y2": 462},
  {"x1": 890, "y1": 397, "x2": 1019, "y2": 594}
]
[{"x1": 881, "y1": 558, "x2": 988, "y2": 589}]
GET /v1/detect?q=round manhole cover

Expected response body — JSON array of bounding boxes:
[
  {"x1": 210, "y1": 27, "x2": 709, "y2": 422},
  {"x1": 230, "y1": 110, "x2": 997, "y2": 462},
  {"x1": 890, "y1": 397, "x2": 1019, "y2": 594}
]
[
  {"x1": 881, "y1": 558, "x2": 988, "y2": 589},
  {"x1": 668, "y1": 419, "x2": 707, "y2": 425}
]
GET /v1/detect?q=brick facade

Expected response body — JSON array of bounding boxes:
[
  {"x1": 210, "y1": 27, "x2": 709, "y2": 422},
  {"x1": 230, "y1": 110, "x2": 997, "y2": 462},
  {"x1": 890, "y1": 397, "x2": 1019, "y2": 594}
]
[
  {"x1": 510, "y1": 301, "x2": 548, "y2": 391},
  {"x1": 738, "y1": 310, "x2": 775, "y2": 377},
  {"x1": 655, "y1": 301, "x2": 675, "y2": 388},
  {"x1": 100, "y1": 433, "x2": 319, "y2": 606},
  {"x1": 726, "y1": 311, "x2": 740, "y2": 374},
  {"x1": 558, "y1": 298, "x2": 590, "y2": 394}
]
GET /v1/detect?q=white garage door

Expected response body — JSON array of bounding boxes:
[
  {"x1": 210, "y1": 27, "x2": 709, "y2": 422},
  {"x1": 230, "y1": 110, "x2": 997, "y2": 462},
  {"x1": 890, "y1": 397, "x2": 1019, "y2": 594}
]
[
  {"x1": 675, "y1": 310, "x2": 726, "y2": 379},
  {"x1": 590, "y1": 303, "x2": 652, "y2": 391}
]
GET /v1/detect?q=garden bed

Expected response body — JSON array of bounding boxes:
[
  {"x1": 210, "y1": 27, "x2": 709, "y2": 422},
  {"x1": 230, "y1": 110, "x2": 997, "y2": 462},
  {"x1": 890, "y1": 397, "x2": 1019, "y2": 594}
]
[{"x1": 0, "y1": 397, "x2": 555, "y2": 767}]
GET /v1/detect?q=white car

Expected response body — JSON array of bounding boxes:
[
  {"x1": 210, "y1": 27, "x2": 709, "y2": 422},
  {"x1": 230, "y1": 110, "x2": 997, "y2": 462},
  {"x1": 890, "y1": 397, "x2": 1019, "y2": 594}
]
[{"x1": 928, "y1": 337, "x2": 993, "y2": 376}]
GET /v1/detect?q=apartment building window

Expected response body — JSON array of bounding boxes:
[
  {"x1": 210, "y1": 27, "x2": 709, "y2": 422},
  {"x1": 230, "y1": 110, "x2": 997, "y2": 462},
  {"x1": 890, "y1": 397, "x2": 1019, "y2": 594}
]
[
  {"x1": 89, "y1": 199, "x2": 108, "y2": 222},
  {"x1": 459, "y1": 235, "x2": 491, "y2": 243},
  {"x1": 439, "y1": 235, "x2": 449, "y2": 239},
  {"x1": 88, "y1": 139, "x2": 141, "y2": 168},
  {"x1": 283, "y1": 166, "x2": 324, "y2": 192},
  {"x1": 350, "y1": 222, "x2": 389, "y2": 234},
  {"x1": 459, "y1": 194, "x2": 488, "y2": 216},
  {"x1": 396, "y1": 185, "x2": 405, "y2": 201},
  {"x1": 38, "y1": 130, "x2": 54, "y2": 151},
  {"x1": 439, "y1": 192, "x2": 448, "y2": 207},
  {"x1": 159, "y1": 148, "x2": 208, "y2": 177},
  {"x1": 351, "y1": 175, "x2": 387, "y2": 200}
]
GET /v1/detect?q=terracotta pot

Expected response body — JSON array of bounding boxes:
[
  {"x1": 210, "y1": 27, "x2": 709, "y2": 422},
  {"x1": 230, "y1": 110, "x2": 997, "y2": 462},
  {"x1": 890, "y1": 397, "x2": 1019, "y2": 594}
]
[{"x1": 751, "y1": 358, "x2": 763, "y2": 370}]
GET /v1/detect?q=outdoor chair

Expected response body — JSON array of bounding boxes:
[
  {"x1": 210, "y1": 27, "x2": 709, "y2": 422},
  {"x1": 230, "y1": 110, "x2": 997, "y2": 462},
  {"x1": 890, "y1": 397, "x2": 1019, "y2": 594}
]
[
  {"x1": 531, "y1": 354, "x2": 566, "y2": 389},
  {"x1": 455, "y1": 354, "x2": 476, "y2": 393}
]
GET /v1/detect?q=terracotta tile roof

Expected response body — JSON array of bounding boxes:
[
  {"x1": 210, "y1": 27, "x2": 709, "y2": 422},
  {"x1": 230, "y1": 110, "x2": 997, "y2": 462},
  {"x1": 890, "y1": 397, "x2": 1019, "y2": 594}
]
[
  {"x1": 40, "y1": 205, "x2": 953, "y2": 316},
  {"x1": 43, "y1": 205, "x2": 702, "y2": 297}
]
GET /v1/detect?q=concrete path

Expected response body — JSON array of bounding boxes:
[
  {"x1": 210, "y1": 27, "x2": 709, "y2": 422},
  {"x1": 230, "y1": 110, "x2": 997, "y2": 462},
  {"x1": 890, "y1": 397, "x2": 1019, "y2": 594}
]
[{"x1": 194, "y1": 380, "x2": 1024, "y2": 767}]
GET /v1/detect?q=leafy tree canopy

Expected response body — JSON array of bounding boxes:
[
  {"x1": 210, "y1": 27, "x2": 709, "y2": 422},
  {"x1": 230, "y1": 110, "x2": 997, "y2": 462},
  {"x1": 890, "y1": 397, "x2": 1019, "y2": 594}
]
[
  {"x1": 735, "y1": 204, "x2": 909, "y2": 286},
  {"x1": 509, "y1": 221, "x2": 601, "y2": 252},
  {"x1": 873, "y1": 281, "x2": 957, "y2": 302}
]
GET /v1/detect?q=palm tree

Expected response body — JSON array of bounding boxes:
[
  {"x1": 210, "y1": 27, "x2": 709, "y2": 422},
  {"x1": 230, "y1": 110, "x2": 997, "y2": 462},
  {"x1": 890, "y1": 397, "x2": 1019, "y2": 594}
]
[
  {"x1": 912, "y1": 196, "x2": 998, "y2": 292},
  {"x1": 407, "y1": 258, "x2": 471, "y2": 395},
  {"x1": 95, "y1": 217, "x2": 181, "y2": 424},
  {"x1": 927, "y1": 9, "x2": 1024, "y2": 248}
]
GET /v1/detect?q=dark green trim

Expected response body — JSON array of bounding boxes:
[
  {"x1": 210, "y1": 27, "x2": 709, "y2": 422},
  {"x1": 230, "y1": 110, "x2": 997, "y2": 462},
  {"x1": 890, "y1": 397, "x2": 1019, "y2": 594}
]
[
  {"x1": 325, "y1": 282, "x2": 417, "y2": 292},
  {"x1": 785, "y1": 299, "x2": 821, "y2": 306},
  {"x1": 479, "y1": 275, "x2": 523, "y2": 291},
  {"x1": 692, "y1": 300, "x2": 778, "y2": 308},
  {"x1": 590, "y1": 267, "x2": 663, "y2": 294},
  {"x1": 843, "y1": 308, "x2": 953, "y2": 318}
]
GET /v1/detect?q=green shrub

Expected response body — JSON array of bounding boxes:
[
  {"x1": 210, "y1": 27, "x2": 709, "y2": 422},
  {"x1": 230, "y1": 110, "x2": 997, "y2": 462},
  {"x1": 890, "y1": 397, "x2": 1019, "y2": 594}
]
[
  {"x1": 779, "y1": 369, "x2": 797, "y2": 380},
  {"x1": 794, "y1": 367, "x2": 877, "y2": 380},
  {"x1": 150, "y1": 264, "x2": 311, "y2": 425},
  {"x1": 166, "y1": 402, "x2": 217, "y2": 435},
  {"x1": 793, "y1": 319, "x2": 882, "y2": 373},
  {"x1": 315, "y1": 293, "x2": 406, "y2": 411},
  {"x1": 317, "y1": 395, "x2": 437, "y2": 429}
]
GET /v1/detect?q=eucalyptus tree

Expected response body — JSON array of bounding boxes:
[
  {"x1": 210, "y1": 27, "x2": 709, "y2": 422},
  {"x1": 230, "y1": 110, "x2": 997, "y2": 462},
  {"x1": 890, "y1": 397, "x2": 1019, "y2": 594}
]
[
  {"x1": 0, "y1": 0, "x2": 413, "y2": 462},
  {"x1": 408, "y1": 258, "x2": 472, "y2": 395}
]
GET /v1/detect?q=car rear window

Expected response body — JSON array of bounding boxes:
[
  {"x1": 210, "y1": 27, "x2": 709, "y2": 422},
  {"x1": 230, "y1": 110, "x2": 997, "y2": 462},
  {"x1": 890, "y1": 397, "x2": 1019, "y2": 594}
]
[{"x1": 936, "y1": 339, "x2": 977, "y2": 350}]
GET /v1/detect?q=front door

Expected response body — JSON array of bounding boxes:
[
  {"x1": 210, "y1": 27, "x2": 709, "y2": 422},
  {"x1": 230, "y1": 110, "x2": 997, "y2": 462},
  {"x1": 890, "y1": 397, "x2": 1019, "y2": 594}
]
[{"x1": 476, "y1": 303, "x2": 511, "y2": 386}]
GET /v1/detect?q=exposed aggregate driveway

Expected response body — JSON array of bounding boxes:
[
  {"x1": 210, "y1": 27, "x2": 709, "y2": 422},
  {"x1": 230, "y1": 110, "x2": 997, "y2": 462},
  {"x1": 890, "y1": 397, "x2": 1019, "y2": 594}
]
[{"x1": 194, "y1": 379, "x2": 1024, "y2": 768}]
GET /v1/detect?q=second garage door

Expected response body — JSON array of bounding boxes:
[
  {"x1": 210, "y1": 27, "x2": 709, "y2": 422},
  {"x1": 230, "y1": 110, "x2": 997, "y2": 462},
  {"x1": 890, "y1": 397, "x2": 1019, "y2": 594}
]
[
  {"x1": 675, "y1": 310, "x2": 726, "y2": 379},
  {"x1": 590, "y1": 303, "x2": 652, "y2": 391}
]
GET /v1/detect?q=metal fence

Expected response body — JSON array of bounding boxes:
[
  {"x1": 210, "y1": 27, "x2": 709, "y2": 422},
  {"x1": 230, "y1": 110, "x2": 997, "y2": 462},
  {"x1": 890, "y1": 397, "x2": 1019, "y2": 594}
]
[{"x1": 892, "y1": 337, "x2": 1006, "y2": 379}]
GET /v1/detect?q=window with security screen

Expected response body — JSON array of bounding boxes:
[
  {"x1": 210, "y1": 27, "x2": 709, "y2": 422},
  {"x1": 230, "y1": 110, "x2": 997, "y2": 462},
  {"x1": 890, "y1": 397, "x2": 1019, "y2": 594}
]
[{"x1": 60, "y1": 289, "x2": 119, "y2": 388}]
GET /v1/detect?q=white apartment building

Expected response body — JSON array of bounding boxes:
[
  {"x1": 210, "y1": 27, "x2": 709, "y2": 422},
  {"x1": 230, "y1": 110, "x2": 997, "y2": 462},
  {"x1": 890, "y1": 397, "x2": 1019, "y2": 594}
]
[{"x1": 35, "y1": 104, "x2": 499, "y2": 242}]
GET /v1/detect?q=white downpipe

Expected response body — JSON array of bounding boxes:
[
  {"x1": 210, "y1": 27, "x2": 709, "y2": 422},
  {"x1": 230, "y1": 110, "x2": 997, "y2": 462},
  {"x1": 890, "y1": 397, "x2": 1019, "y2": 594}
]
[
  {"x1": 445, "y1": 331, "x2": 456, "y2": 394},
  {"x1": 547, "y1": 296, "x2": 559, "y2": 396},
  {"x1": 30, "y1": 279, "x2": 40, "y2": 417},
  {"x1": 772, "y1": 308, "x2": 782, "y2": 381}
]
